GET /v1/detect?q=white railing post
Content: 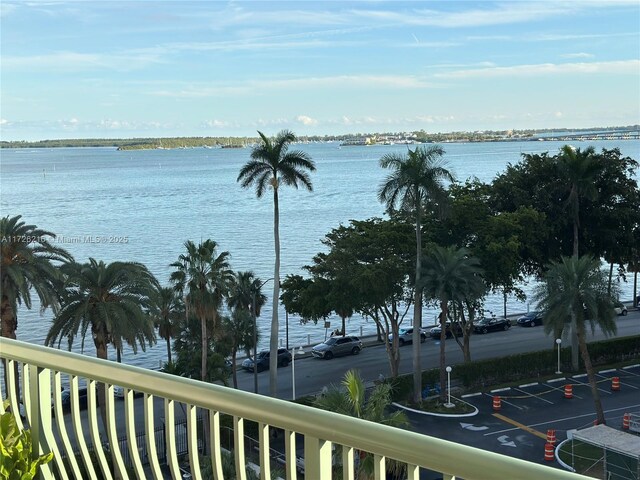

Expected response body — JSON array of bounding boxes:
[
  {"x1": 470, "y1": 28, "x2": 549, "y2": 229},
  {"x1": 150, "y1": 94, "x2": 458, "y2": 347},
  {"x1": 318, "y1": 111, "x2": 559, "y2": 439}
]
[
  {"x1": 28, "y1": 365, "x2": 54, "y2": 479},
  {"x1": 304, "y1": 436, "x2": 332, "y2": 479}
]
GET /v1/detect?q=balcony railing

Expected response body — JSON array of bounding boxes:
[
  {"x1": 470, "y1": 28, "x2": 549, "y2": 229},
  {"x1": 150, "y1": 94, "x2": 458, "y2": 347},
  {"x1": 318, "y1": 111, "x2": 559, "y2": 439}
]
[{"x1": 1, "y1": 338, "x2": 588, "y2": 479}]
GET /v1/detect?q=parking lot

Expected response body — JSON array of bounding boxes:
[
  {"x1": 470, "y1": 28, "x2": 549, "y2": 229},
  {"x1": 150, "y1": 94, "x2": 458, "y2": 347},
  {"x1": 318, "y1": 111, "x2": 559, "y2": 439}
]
[{"x1": 405, "y1": 364, "x2": 640, "y2": 471}]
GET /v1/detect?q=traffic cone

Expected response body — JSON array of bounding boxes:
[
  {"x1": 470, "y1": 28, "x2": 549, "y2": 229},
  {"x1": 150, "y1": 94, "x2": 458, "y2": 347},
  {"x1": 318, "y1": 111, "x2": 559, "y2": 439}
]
[
  {"x1": 492, "y1": 395, "x2": 501, "y2": 411},
  {"x1": 623, "y1": 413, "x2": 630, "y2": 430},
  {"x1": 546, "y1": 429, "x2": 556, "y2": 445},
  {"x1": 544, "y1": 442, "x2": 555, "y2": 461},
  {"x1": 611, "y1": 377, "x2": 620, "y2": 391},
  {"x1": 564, "y1": 384, "x2": 573, "y2": 399}
]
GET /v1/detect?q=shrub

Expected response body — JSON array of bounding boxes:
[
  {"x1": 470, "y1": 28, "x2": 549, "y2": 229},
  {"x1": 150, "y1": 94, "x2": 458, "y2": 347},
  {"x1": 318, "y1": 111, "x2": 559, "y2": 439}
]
[{"x1": 0, "y1": 401, "x2": 54, "y2": 480}]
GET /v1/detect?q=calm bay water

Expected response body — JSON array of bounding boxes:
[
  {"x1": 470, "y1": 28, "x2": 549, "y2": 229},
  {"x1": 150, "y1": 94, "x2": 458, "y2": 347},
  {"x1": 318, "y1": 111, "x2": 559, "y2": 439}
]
[{"x1": 2, "y1": 139, "x2": 638, "y2": 369}]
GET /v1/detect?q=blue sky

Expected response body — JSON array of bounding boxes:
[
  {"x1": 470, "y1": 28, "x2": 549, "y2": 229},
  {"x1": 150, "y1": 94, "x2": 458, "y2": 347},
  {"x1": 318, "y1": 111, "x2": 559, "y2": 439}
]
[{"x1": 1, "y1": 1, "x2": 639, "y2": 140}]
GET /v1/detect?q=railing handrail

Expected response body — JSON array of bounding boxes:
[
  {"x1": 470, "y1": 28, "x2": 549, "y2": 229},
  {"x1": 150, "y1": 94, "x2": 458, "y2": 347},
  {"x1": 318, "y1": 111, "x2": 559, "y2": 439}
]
[{"x1": 1, "y1": 337, "x2": 588, "y2": 479}]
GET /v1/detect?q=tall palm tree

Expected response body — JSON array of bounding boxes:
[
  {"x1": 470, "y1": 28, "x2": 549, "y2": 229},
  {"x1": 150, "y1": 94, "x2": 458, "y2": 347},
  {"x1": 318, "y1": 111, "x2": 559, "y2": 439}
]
[
  {"x1": 45, "y1": 259, "x2": 157, "y2": 428},
  {"x1": 419, "y1": 246, "x2": 484, "y2": 402},
  {"x1": 170, "y1": 239, "x2": 233, "y2": 382},
  {"x1": 557, "y1": 145, "x2": 604, "y2": 370},
  {"x1": 1, "y1": 215, "x2": 73, "y2": 395},
  {"x1": 149, "y1": 285, "x2": 184, "y2": 365},
  {"x1": 237, "y1": 130, "x2": 316, "y2": 396},
  {"x1": 378, "y1": 146, "x2": 454, "y2": 403},
  {"x1": 533, "y1": 256, "x2": 617, "y2": 424},
  {"x1": 314, "y1": 369, "x2": 409, "y2": 479}
]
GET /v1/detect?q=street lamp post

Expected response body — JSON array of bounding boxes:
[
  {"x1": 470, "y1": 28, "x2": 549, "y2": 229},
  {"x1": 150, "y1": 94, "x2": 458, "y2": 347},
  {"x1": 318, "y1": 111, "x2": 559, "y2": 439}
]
[
  {"x1": 292, "y1": 346, "x2": 304, "y2": 400},
  {"x1": 445, "y1": 366, "x2": 454, "y2": 408},
  {"x1": 555, "y1": 338, "x2": 562, "y2": 374},
  {"x1": 252, "y1": 277, "x2": 274, "y2": 394}
]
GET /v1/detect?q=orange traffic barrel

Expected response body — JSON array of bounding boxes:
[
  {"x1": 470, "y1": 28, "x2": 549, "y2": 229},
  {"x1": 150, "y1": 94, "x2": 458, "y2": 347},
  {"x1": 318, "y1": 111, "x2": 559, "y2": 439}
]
[
  {"x1": 544, "y1": 442, "x2": 555, "y2": 461},
  {"x1": 546, "y1": 429, "x2": 556, "y2": 444},
  {"x1": 611, "y1": 376, "x2": 620, "y2": 391},
  {"x1": 564, "y1": 384, "x2": 573, "y2": 399},
  {"x1": 623, "y1": 413, "x2": 630, "y2": 430},
  {"x1": 492, "y1": 395, "x2": 501, "y2": 411}
]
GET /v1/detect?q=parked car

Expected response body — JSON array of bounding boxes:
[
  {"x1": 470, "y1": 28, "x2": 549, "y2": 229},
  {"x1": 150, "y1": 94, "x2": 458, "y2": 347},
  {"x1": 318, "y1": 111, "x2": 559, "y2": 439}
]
[
  {"x1": 61, "y1": 387, "x2": 88, "y2": 412},
  {"x1": 242, "y1": 348, "x2": 292, "y2": 372},
  {"x1": 429, "y1": 322, "x2": 463, "y2": 339},
  {"x1": 517, "y1": 311, "x2": 544, "y2": 327},
  {"x1": 114, "y1": 386, "x2": 145, "y2": 399},
  {"x1": 388, "y1": 327, "x2": 427, "y2": 346},
  {"x1": 473, "y1": 317, "x2": 511, "y2": 334},
  {"x1": 614, "y1": 302, "x2": 628, "y2": 316},
  {"x1": 312, "y1": 335, "x2": 363, "y2": 359}
]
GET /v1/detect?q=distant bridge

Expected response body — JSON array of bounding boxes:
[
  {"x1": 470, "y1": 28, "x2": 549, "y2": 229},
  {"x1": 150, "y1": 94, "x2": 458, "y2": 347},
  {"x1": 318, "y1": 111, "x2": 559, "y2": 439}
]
[{"x1": 534, "y1": 129, "x2": 639, "y2": 142}]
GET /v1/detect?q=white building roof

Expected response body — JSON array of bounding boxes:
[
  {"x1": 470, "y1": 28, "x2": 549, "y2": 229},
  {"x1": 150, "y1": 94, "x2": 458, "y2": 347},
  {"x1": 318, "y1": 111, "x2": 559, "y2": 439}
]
[{"x1": 572, "y1": 424, "x2": 640, "y2": 458}]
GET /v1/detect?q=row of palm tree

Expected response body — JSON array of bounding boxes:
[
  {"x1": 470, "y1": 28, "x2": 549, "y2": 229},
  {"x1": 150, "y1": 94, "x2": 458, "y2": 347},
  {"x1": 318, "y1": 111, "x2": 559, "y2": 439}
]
[{"x1": 1, "y1": 216, "x2": 271, "y2": 406}]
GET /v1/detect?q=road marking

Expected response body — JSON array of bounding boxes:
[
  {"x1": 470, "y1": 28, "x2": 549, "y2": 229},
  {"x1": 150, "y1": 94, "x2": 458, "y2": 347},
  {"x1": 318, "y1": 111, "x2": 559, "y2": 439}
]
[
  {"x1": 622, "y1": 364, "x2": 640, "y2": 370},
  {"x1": 460, "y1": 422, "x2": 489, "y2": 431},
  {"x1": 461, "y1": 392, "x2": 482, "y2": 398},
  {"x1": 572, "y1": 374, "x2": 587, "y2": 379},
  {"x1": 485, "y1": 403, "x2": 640, "y2": 437},
  {"x1": 572, "y1": 377, "x2": 611, "y2": 395},
  {"x1": 519, "y1": 382, "x2": 538, "y2": 388},
  {"x1": 490, "y1": 387, "x2": 511, "y2": 393},
  {"x1": 497, "y1": 435, "x2": 517, "y2": 447},
  {"x1": 595, "y1": 373, "x2": 639, "y2": 390},
  {"x1": 547, "y1": 377, "x2": 566, "y2": 383},
  {"x1": 514, "y1": 387, "x2": 554, "y2": 404},
  {"x1": 542, "y1": 382, "x2": 584, "y2": 400},
  {"x1": 483, "y1": 392, "x2": 523, "y2": 410},
  {"x1": 491, "y1": 413, "x2": 547, "y2": 440},
  {"x1": 599, "y1": 369, "x2": 616, "y2": 374}
]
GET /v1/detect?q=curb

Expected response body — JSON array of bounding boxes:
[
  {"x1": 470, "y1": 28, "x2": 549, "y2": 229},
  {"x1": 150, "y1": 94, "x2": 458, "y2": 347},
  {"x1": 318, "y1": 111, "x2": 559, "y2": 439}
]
[{"x1": 392, "y1": 398, "x2": 479, "y2": 418}]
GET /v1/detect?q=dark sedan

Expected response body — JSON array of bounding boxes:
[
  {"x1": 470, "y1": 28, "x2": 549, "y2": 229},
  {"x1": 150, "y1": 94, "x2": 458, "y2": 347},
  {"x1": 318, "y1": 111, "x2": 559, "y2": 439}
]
[
  {"x1": 429, "y1": 322, "x2": 463, "y2": 339},
  {"x1": 473, "y1": 317, "x2": 511, "y2": 334},
  {"x1": 517, "y1": 311, "x2": 544, "y2": 327},
  {"x1": 241, "y1": 348, "x2": 292, "y2": 372}
]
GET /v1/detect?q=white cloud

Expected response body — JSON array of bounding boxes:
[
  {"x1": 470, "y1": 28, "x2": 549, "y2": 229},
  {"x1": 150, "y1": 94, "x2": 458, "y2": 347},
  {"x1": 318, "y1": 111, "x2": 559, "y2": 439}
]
[
  {"x1": 351, "y1": 2, "x2": 577, "y2": 28},
  {"x1": 204, "y1": 119, "x2": 232, "y2": 128},
  {"x1": 0, "y1": 118, "x2": 8, "y2": 125},
  {"x1": 435, "y1": 60, "x2": 640, "y2": 79},
  {"x1": 0, "y1": 2, "x2": 17, "y2": 17},
  {"x1": 295, "y1": 115, "x2": 318, "y2": 126},
  {"x1": 147, "y1": 74, "x2": 433, "y2": 99},
  {"x1": 2, "y1": 51, "x2": 163, "y2": 72},
  {"x1": 561, "y1": 52, "x2": 594, "y2": 59}
]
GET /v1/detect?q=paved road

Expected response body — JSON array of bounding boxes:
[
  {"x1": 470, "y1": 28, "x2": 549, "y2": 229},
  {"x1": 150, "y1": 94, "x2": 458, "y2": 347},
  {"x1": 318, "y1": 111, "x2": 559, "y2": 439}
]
[{"x1": 244, "y1": 308, "x2": 640, "y2": 400}]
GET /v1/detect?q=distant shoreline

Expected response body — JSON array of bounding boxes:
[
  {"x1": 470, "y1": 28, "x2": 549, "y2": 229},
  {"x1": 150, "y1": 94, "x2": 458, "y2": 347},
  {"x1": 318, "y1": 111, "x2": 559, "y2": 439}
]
[{"x1": 1, "y1": 125, "x2": 637, "y2": 150}]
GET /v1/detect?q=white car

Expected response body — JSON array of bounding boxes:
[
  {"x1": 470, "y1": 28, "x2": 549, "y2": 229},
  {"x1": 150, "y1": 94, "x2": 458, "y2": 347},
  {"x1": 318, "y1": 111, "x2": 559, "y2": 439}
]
[{"x1": 614, "y1": 302, "x2": 628, "y2": 316}]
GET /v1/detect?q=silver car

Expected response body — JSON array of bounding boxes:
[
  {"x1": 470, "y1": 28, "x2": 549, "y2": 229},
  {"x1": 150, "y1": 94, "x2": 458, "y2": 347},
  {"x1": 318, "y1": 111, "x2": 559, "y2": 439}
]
[
  {"x1": 312, "y1": 335, "x2": 363, "y2": 360},
  {"x1": 388, "y1": 327, "x2": 427, "y2": 346}
]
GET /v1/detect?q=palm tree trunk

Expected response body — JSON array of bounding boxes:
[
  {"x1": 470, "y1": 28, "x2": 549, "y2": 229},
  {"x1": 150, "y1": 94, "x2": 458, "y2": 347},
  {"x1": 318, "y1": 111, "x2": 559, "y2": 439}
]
[
  {"x1": 270, "y1": 187, "x2": 281, "y2": 397},
  {"x1": 503, "y1": 289, "x2": 507, "y2": 319},
  {"x1": 570, "y1": 206, "x2": 580, "y2": 371},
  {"x1": 232, "y1": 348, "x2": 238, "y2": 389},
  {"x1": 439, "y1": 303, "x2": 448, "y2": 402},
  {"x1": 166, "y1": 337, "x2": 172, "y2": 364},
  {"x1": 577, "y1": 329, "x2": 605, "y2": 424},
  {"x1": 1, "y1": 296, "x2": 20, "y2": 401},
  {"x1": 201, "y1": 313, "x2": 207, "y2": 381},
  {"x1": 607, "y1": 262, "x2": 614, "y2": 295},
  {"x1": 412, "y1": 195, "x2": 423, "y2": 404}
]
